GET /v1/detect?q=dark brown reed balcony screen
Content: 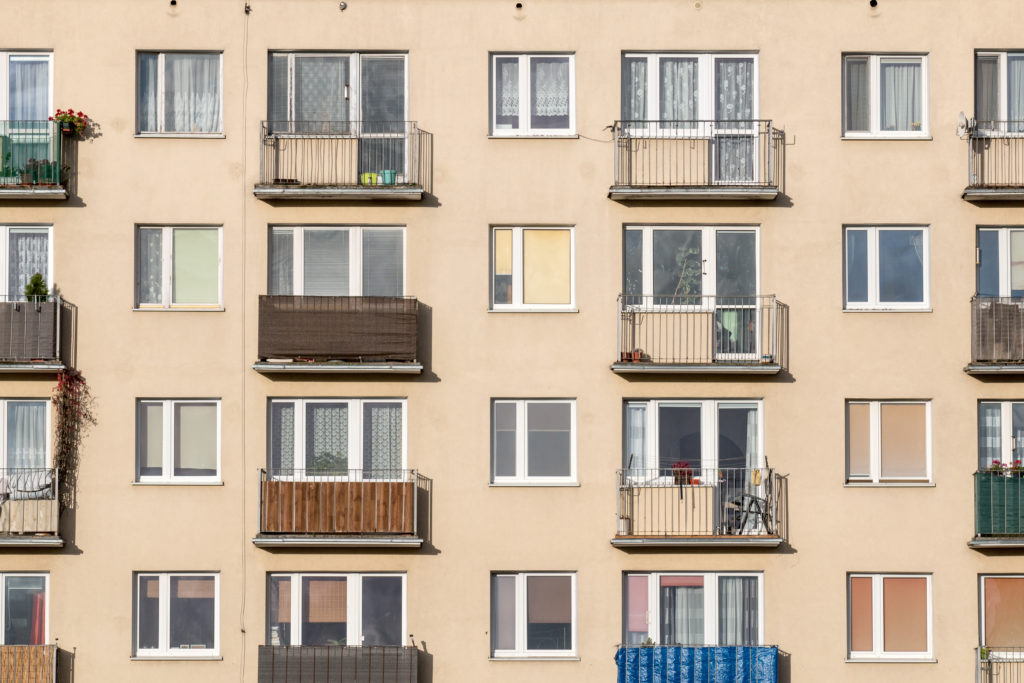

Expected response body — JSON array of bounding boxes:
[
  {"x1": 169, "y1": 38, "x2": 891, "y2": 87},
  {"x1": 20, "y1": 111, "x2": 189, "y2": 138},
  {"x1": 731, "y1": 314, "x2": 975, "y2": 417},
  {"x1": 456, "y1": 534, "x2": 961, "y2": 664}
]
[
  {"x1": 258, "y1": 295, "x2": 418, "y2": 362},
  {"x1": 0, "y1": 301, "x2": 58, "y2": 362}
]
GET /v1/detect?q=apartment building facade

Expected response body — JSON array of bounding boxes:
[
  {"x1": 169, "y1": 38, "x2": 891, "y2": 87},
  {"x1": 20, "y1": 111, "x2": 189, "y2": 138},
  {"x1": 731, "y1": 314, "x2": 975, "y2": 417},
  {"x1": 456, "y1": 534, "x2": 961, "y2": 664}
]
[{"x1": 1, "y1": 0, "x2": 1023, "y2": 682}]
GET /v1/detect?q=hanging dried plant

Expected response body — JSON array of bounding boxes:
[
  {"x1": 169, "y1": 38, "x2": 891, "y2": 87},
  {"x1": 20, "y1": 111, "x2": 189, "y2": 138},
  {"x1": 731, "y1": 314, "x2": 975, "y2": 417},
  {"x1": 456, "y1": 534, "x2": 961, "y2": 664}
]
[{"x1": 52, "y1": 369, "x2": 95, "y2": 509}]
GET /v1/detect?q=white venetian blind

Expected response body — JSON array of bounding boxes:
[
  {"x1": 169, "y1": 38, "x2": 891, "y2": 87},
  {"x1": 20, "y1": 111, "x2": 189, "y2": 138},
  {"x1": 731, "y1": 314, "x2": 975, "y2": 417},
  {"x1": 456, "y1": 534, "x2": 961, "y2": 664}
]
[
  {"x1": 361, "y1": 229, "x2": 403, "y2": 296},
  {"x1": 303, "y1": 230, "x2": 349, "y2": 296}
]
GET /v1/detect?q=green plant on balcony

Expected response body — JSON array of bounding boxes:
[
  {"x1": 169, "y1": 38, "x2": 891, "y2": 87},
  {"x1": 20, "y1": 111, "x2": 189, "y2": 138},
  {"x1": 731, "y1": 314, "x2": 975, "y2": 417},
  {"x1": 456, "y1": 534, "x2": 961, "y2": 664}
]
[{"x1": 24, "y1": 273, "x2": 48, "y2": 303}]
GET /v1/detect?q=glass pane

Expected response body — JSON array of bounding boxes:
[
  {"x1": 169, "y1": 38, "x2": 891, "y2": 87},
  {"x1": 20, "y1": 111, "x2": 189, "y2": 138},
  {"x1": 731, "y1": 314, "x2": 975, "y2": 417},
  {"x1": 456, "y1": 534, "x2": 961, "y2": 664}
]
[
  {"x1": 624, "y1": 403, "x2": 647, "y2": 471},
  {"x1": 1011, "y1": 231, "x2": 1024, "y2": 297},
  {"x1": 172, "y1": 228, "x2": 218, "y2": 305},
  {"x1": 301, "y1": 576, "x2": 346, "y2": 646},
  {"x1": 362, "y1": 229, "x2": 403, "y2": 297},
  {"x1": 530, "y1": 56, "x2": 570, "y2": 130},
  {"x1": 3, "y1": 576, "x2": 45, "y2": 645},
  {"x1": 362, "y1": 576, "x2": 403, "y2": 646},
  {"x1": 295, "y1": 55, "x2": 349, "y2": 124},
  {"x1": 267, "y1": 53, "x2": 289, "y2": 128},
  {"x1": 880, "y1": 404, "x2": 927, "y2": 479},
  {"x1": 985, "y1": 576, "x2": 1024, "y2": 646},
  {"x1": 880, "y1": 60, "x2": 922, "y2": 132},
  {"x1": 303, "y1": 229, "x2": 349, "y2": 296},
  {"x1": 269, "y1": 402, "x2": 295, "y2": 472},
  {"x1": 1012, "y1": 404, "x2": 1024, "y2": 468},
  {"x1": 849, "y1": 577, "x2": 873, "y2": 652},
  {"x1": 138, "y1": 228, "x2": 163, "y2": 305},
  {"x1": 624, "y1": 575, "x2": 649, "y2": 644},
  {"x1": 660, "y1": 575, "x2": 703, "y2": 646},
  {"x1": 716, "y1": 231, "x2": 756, "y2": 298},
  {"x1": 9, "y1": 228, "x2": 48, "y2": 303},
  {"x1": 8, "y1": 57, "x2": 48, "y2": 122},
  {"x1": 362, "y1": 402, "x2": 402, "y2": 476},
  {"x1": 621, "y1": 57, "x2": 647, "y2": 122},
  {"x1": 977, "y1": 229, "x2": 1000, "y2": 297},
  {"x1": 492, "y1": 575, "x2": 516, "y2": 651},
  {"x1": 361, "y1": 56, "x2": 405, "y2": 124},
  {"x1": 847, "y1": 403, "x2": 871, "y2": 478},
  {"x1": 169, "y1": 576, "x2": 215, "y2": 649},
  {"x1": 526, "y1": 576, "x2": 572, "y2": 650},
  {"x1": 623, "y1": 229, "x2": 643, "y2": 297},
  {"x1": 976, "y1": 55, "x2": 999, "y2": 124},
  {"x1": 137, "y1": 576, "x2": 160, "y2": 650},
  {"x1": 6, "y1": 401, "x2": 45, "y2": 470},
  {"x1": 494, "y1": 57, "x2": 520, "y2": 129},
  {"x1": 882, "y1": 577, "x2": 927, "y2": 653},
  {"x1": 845, "y1": 229, "x2": 868, "y2": 303},
  {"x1": 267, "y1": 576, "x2": 291, "y2": 646},
  {"x1": 878, "y1": 229, "x2": 924, "y2": 304},
  {"x1": 718, "y1": 405, "x2": 757, "y2": 471},
  {"x1": 657, "y1": 405, "x2": 701, "y2": 472},
  {"x1": 844, "y1": 58, "x2": 869, "y2": 132},
  {"x1": 653, "y1": 229, "x2": 701, "y2": 302},
  {"x1": 1009, "y1": 56, "x2": 1024, "y2": 123},
  {"x1": 137, "y1": 53, "x2": 158, "y2": 133},
  {"x1": 163, "y1": 53, "x2": 222, "y2": 133},
  {"x1": 715, "y1": 58, "x2": 754, "y2": 122},
  {"x1": 523, "y1": 230, "x2": 570, "y2": 305},
  {"x1": 493, "y1": 402, "x2": 517, "y2": 478},
  {"x1": 269, "y1": 228, "x2": 294, "y2": 296},
  {"x1": 526, "y1": 403, "x2": 571, "y2": 477},
  {"x1": 138, "y1": 402, "x2": 164, "y2": 477},
  {"x1": 306, "y1": 403, "x2": 348, "y2": 472},
  {"x1": 493, "y1": 229, "x2": 513, "y2": 305},
  {"x1": 718, "y1": 576, "x2": 758, "y2": 646},
  {"x1": 174, "y1": 403, "x2": 217, "y2": 477},
  {"x1": 660, "y1": 57, "x2": 698, "y2": 123}
]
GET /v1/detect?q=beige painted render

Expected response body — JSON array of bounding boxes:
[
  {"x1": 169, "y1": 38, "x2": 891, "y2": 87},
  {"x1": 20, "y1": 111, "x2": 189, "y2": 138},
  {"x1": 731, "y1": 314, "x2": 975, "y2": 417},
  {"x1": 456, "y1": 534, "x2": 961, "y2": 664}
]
[{"x1": 2, "y1": 0, "x2": 1023, "y2": 681}]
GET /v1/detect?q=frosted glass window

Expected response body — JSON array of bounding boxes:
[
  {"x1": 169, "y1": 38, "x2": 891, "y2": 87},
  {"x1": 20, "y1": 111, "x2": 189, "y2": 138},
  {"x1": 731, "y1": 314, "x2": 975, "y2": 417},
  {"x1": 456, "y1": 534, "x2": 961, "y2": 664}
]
[
  {"x1": 849, "y1": 576, "x2": 873, "y2": 652},
  {"x1": 490, "y1": 54, "x2": 574, "y2": 135},
  {"x1": 173, "y1": 403, "x2": 218, "y2": 477},
  {"x1": 848, "y1": 574, "x2": 931, "y2": 658},
  {"x1": 879, "y1": 404, "x2": 927, "y2": 479},
  {"x1": 136, "y1": 400, "x2": 220, "y2": 482},
  {"x1": 846, "y1": 403, "x2": 871, "y2": 478},
  {"x1": 492, "y1": 227, "x2": 574, "y2": 309},
  {"x1": 983, "y1": 577, "x2": 1024, "y2": 646},
  {"x1": 882, "y1": 577, "x2": 927, "y2": 652},
  {"x1": 137, "y1": 226, "x2": 221, "y2": 308},
  {"x1": 492, "y1": 575, "x2": 516, "y2": 651},
  {"x1": 491, "y1": 400, "x2": 575, "y2": 483}
]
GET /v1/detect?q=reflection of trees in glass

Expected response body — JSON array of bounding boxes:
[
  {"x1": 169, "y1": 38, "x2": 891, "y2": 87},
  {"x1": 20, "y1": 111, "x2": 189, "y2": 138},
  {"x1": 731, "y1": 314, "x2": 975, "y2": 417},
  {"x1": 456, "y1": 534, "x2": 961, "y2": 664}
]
[
  {"x1": 312, "y1": 450, "x2": 347, "y2": 471},
  {"x1": 673, "y1": 246, "x2": 703, "y2": 298}
]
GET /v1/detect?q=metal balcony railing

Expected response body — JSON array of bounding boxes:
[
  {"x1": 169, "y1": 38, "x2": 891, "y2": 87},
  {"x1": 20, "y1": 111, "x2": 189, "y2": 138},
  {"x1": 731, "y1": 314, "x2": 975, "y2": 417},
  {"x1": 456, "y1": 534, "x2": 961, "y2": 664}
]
[
  {"x1": 0, "y1": 644, "x2": 57, "y2": 683},
  {"x1": 616, "y1": 644, "x2": 779, "y2": 683},
  {"x1": 258, "y1": 120, "x2": 432, "y2": 192},
  {"x1": 0, "y1": 467, "x2": 59, "y2": 537},
  {"x1": 968, "y1": 121, "x2": 1024, "y2": 190},
  {"x1": 0, "y1": 296, "x2": 75, "y2": 366},
  {"x1": 612, "y1": 120, "x2": 784, "y2": 193},
  {"x1": 616, "y1": 467, "x2": 782, "y2": 539},
  {"x1": 0, "y1": 121, "x2": 63, "y2": 190},
  {"x1": 258, "y1": 468, "x2": 429, "y2": 537},
  {"x1": 616, "y1": 294, "x2": 788, "y2": 370},
  {"x1": 258, "y1": 295, "x2": 418, "y2": 364},
  {"x1": 978, "y1": 647, "x2": 1024, "y2": 683},
  {"x1": 972, "y1": 296, "x2": 1024, "y2": 365},
  {"x1": 258, "y1": 646, "x2": 418, "y2": 683}
]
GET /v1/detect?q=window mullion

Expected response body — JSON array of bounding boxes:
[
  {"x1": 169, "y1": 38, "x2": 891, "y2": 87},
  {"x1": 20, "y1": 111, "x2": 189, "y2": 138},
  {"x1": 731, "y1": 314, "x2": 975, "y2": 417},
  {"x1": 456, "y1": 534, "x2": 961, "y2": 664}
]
[
  {"x1": 290, "y1": 575, "x2": 301, "y2": 646},
  {"x1": 517, "y1": 574, "x2": 527, "y2": 654},
  {"x1": 163, "y1": 228, "x2": 173, "y2": 307},
  {"x1": 157, "y1": 54, "x2": 166, "y2": 134},
  {"x1": 871, "y1": 402, "x2": 882, "y2": 483},
  {"x1": 513, "y1": 228, "x2": 524, "y2": 306},
  {"x1": 870, "y1": 56, "x2": 880, "y2": 134},
  {"x1": 704, "y1": 228, "x2": 715, "y2": 299},
  {"x1": 1003, "y1": 402, "x2": 1013, "y2": 464},
  {"x1": 873, "y1": 575, "x2": 884, "y2": 655},
  {"x1": 999, "y1": 228, "x2": 1010, "y2": 297},
  {"x1": 703, "y1": 401, "x2": 715, "y2": 472},
  {"x1": 348, "y1": 574, "x2": 360, "y2": 646},
  {"x1": 287, "y1": 54, "x2": 296, "y2": 123},
  {"x1": 642, "y1": 227, "x2": 654, "y2": 298},
  {"x1": 160, "y1": 574, "x2": 170, "y2": 653},
  {"x1": 705, "y1": 573, "x2": 717, "y2": 646},
  {"x1": 163, "y1": 402, "x2": 173, "y2": 479},
  {"x1": 517, "y1": 401, "x2": 528, "y2": 480},
  {"x1": 293, "y1": 230, "x2": 304, "y2": 295},
  {"x1": 350, "y1": 400, "x2": 361, "y2": 474},
  {"x1": 351, "y1": 228, "x2": 362, "y2": 296},
  {"x1": 868, "y1": 229, "x2": 879, "y2": 307},
  {"x1": 520, "y1": 56, "x2": 531, "y2": 135},
  {"x1": 647, "y1": 574, "x2": 658, "y2": 642}
]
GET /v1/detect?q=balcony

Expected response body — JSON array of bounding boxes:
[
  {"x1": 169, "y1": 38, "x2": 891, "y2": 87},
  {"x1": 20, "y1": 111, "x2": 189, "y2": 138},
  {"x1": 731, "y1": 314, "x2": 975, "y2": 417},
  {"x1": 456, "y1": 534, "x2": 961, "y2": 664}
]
[
  {"x1": 0, "y1": 297, "x2": 76, "y2": 373},
  {"x1": 612, "y1": 467, "x2": 785, "y2": 548},
  {"x1": 615, "y1": 645, "x2": 778, "y2": 683},
  {"x1": 0, "y1": 122, "x2": 66, "y2": 200},
  {"x1": 964, "y1": 122, "x2": 1024, "y2": 200},
  {"x1": 609, "y1": 120, "x2": 784, "y2": 201},
  {"x1": 254, "y1": 121, "x2": 432, "y2": 201},
  {"x1": 613, "y1": 295, "x2": 788, "y2": 375},
  {"x1": 0, "y1": 644, "x2": 57, "y2": 683},
  {"x1": 254, "y1": 295, "x2": 420, "y2": 374},
  {"x1": 0, "y1": 468, "x2": 61, "y2": 548},
  {"x1": 970, "y1": 471, "x2": 1024, "y2": 549},
  {"x1": 254, "y1": 469, "x2": 430, "y2": 548},
  {"x1": 258, "y1": 646, "x2": 418, "y2": 683},
  {"x1": 967, "y1": 296, "x2": 1024, "y2": 373}
]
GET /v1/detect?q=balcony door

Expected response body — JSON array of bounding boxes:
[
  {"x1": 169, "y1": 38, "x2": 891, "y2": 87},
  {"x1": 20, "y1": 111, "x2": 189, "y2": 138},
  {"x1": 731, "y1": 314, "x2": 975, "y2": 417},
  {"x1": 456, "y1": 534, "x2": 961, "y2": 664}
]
[
  {"x1": 269, "y1": 226, "x2": 404, "y2": 297},
  {"x1": 977, "y1": 228, "x2": 1024, "y2": 298},
  {"x1": 979, "y1": 402, "x2": 1024, "y2": 471},
  {"x1": 0, "y1": 53, "x2": 55, "y2": 171}
]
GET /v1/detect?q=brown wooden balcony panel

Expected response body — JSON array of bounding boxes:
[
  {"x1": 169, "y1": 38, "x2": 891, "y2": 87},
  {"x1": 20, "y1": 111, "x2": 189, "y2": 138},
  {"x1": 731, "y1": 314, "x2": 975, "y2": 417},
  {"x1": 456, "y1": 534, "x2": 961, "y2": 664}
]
[{"x1": 261, "y1": 480, "x2": 415, "y2": 535}]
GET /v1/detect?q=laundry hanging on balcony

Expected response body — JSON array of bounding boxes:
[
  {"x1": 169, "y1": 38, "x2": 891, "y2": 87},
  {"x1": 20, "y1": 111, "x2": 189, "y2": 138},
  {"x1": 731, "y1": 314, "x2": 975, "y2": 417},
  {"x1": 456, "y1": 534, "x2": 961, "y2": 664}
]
[{"x1": 615, "y1": 645, "x2": 778, "y2": 683}]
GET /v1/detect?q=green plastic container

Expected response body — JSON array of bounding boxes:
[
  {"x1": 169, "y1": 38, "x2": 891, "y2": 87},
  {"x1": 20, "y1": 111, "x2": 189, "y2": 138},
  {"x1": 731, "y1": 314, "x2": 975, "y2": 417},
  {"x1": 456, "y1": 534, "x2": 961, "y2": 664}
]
[
  {"x1": 360, "y1": 172, "x2": 378, "y2": 186},
  {"x1": 379, "y1": 169, "x2": 396, "y2": 185}
]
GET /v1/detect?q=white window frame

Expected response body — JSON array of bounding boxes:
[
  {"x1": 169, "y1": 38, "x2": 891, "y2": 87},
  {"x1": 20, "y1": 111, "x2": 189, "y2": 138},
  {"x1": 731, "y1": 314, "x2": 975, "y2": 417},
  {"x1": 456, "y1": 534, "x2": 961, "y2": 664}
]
[
  {"x1": 624, "y1": 572, "x2": 764, "y2": 646},
  {"x1": 979, "y1": 575, "x2": 1024, "y2": 653},
  {"x1": 0, "y1": 52, "x2": 53, "y2": 122},
  {"x1": 847, "y1": 573, "x2": 933, "y2": 660},
  {"x1": 976, "y1": 226, "x2": 1024, "y2": 297},
  {"x1": 624, "y1": 399, "x2": 764, "y2": 475},
  {"x1": 134, "y1": 225, "x2": 224, "y2": 310},
  {"x1": 133, "y1": 572, "x2": 220, "y2": 658},
  {"x1": 490, "y1": 226, "x2": 576, "y2": 312},
  {"x1": 490, "y1": 53, "x2": 576, "y2": 137},
  {"x1": 845, "y1": 400, "x2": 932, "y2": 484},
  {"x1": 490, "y1": 572, "x2": 577, "y2": 658},
  {"x1": 267, "y1": 572, "x2": 407, "y2": 647},
  {"x1": 135, "y1": 51, "x2": 224, "y2": 136},
  {"x1": 843, "y1": 225, "x2": 930, "y2": 311},
  {"x1": 268, "y1": 225, "x2": 406, "y2": 296},
  {"x1": 268, "y1": 398, "x2": 408, "y2": 478},
  {"x1": 0, "y1": 225, "x2": 53, "y2": 301},
  {"x1": 974, "y1": 51, "x2": 1024, "y2": 133},
  {"x1": 978, "y1": 401, "x2": 1024, "y2": 469},
  {"x1": 135, "y1": 399, "x2": 222, "y2": 484},
  {"x1": 490, "y1": 399, "x2": 577, "y2": 485},
  {"x1": 0, "y1": 572, "x2": 49, "y2": 646},
  {"x1": 0, "y1": 399, "x2": 51, "y2": 469},
  {"x1": 842, "y1": 54, "x2": 929, "y2": 138}
]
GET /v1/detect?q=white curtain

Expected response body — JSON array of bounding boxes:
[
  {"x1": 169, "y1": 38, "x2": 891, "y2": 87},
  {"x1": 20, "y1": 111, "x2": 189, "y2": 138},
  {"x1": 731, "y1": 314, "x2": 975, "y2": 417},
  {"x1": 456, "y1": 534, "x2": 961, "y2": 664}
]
[
  {"x1": 625, "y1": 404, "x2": 646, "y2": 473},
  {"x1": 661, "y1": 58, "x2": 698, "y2": 123},
  {"x1": 621, "y1": 58, "x2": 647, "y2": 122},
  {"x1": 845, "y1": 58, "x2": 869, "y2": 132},
  {"x1": 715, "y1": 59, "x2": 753, "y2": 122},
  {"x1": 363, "y1": 402, "x2": 402, "y2": 475},
  {"x1": 8, "y1": 230, "x2": 48, "y2": 301},
  {"x1": 979, "y1": 403, "x2": 1002, "y2": 471},
  {"x1": 137, "y1": 229, "x2": 162, "y2": 304},
  {"x1": 880, "y1": 61, "x2": 921, "y2": 131},
  {"x1": 531, "y1": 58, "x2": 569, "y2": 117},
  {"x1": 660, "y1": 585, "x2": 703, "y2": 645},
  {"x1": 165, "y1": 53, "x2": 222, "y2": 133},
  {"x1": 975, "y1": 56, "x2": 999, "y2": 126},
  {"x1": 137, "y1": 53, "x2": 159, "y2": 132},
  {"x1": 268, "y1": 229, "x2": 293, "y2": 296},
  {"x1": 496, "y1": 59, "x2": 519, "y2": 117},
  {"x1": 1008, "y1": 56, "x2": 1024, "y2": 131},
  {"x1": 6, "y1": 401, "x2": 45, "y2": 470},
  {"x1": 8, "y1": 57, "x2": 48, "y2": 121},
  {"x1": 718, "y1": 577, "x2": 758, "y2": 646}
]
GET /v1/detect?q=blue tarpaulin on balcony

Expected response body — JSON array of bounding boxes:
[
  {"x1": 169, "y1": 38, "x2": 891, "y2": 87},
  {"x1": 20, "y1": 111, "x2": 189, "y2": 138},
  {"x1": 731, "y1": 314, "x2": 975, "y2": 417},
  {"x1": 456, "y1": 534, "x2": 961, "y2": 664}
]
[{"x1": 615, "y1": 645, "x2": 778, "y2": 683}]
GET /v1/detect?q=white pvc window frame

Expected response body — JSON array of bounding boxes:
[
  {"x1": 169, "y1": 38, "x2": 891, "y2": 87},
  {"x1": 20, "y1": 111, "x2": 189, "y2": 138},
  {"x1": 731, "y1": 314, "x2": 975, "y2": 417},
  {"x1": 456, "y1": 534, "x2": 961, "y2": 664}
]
[
  {"x1": 490, "y1": 226, "x2": 576, "y2": 312},
  {"x1": 134, "y1": 225, "x2": 224, "y2": 310},
  {"x1": 490, "y1": 53, "x2": 576, "y2": 137},
  {"x1": 843, "y1": 226, "x2": 930, "y2": 311},
  {"x1": 490, "y1": 572, "x2": 577, "y2": 659},
  {"x1": 0, "y1": 398, "x2": 52, "y2": 470},
  {"x1": 490, "y1": 399, "x2": 577, "y2": 485},
  {"x1": 974, "y1": 51, "x2": 1024, "y2": 133},
  {"x1": 0, "y1": 225, "x2": 53, "y2": 301},
  {"x1": 847, "y1": 573, "x2": 933, "y2": 660},
  {"x1": 133, "y1": 572, "x2": 220, "y2": 658},
  {"x1": 842, "y1": 54, "x2": 930, "y2": 138},
  {"x1": 0, "y1": 572, "x2": 50, "y2": 646},
  {"x1": 135, "y1": 399, "x2": 222, "y2": 484},
  {"x1": 977, "y1": 226, "x2": 1024, "y2": 297},
  {"x1": 0, "y1": 52, "x2": 53, "y2": 124},
  {"x1": 845, "y1": 400, "x2": 933, "y2": 484},
  {"x1": 135, "y1": 51, "x2": 224, "y2": 136}
]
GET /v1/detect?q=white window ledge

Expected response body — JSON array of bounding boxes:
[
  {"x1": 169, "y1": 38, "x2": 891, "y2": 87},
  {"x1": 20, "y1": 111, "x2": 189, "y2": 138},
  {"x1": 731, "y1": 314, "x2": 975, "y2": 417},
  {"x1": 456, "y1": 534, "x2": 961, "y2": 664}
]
[
  {"x1": 845, "y1": 658, "x2": 936, "y2": 664},
  {"x1": 489, "y1": 308, "x2": 579, "y2": 314},
  {"x1": 132, "y1": 481, "x2": 224, "y2": 486},
  {"x1": 132, "y1": 307, "x2": 225, "y2": 312},
  {"x1": 841, "y1": 136, "x2": 933, "y2": 141},
  {"x1": 488, "y1": 135, "x2": 580, "y2": 140},
  {"x1": 843, "y1": 308, "x2": 932, "y2": 313},
  {"x1": 131, "y1": 656, "x2": 223, "y2": 661},
  {"x1": 489, "y1": 656, "x2": 580, "y2": 661},
  {"x1": 134, "y1": 133, "x2": 226, "y2": 139},
  {"x1": 844, "y1": 482, "x2": 935, "y2": 488},
  {"x1": 489, "y1": 482, "x2": 580, "y2": 487}
]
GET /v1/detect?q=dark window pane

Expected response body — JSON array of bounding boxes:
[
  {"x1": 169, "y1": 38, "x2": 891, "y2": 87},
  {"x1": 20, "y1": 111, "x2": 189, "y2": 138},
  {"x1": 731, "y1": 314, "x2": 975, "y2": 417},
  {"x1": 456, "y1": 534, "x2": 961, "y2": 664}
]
[{"x1": 878, "y1": 230, "x2": 924, "y2": 303}]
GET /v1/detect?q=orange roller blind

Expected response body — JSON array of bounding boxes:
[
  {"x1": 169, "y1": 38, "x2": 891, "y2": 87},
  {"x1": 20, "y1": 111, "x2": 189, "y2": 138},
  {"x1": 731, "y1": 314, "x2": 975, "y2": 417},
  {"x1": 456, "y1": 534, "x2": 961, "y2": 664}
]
[
  {"x1": 880, "y1": 404, "x2": 927, "y2": 479},
  {"x1": 846, "y1": 404, "x2": 870, "y2": 477},
  {"x1": 985, "y1": 577, "x2": 1024, "y2": 646},
  {"x1": 143, "y1": 577, "x2": 160, "y2": 599},
  {"x1": 273, "y1": 578, "x2": 291, "y2": 624},
  {"x1": 882, "y1": 577, "x2": 927, "y2": 652},
  {"x1": 523, "y1": 230, "x2": 570, "y2": 305},
  {"x1": 527, "y1": 576, "x2": 571, "y2": 624},
  {"x1": 849, "y1": 577, "x2": 873, "y2": 652},
  {"x1": 306, "y1": 577, "x2": 347, "y2": 624},
  {"x1": 175, "y1": 577, "x2": 215, "y2": 599}
]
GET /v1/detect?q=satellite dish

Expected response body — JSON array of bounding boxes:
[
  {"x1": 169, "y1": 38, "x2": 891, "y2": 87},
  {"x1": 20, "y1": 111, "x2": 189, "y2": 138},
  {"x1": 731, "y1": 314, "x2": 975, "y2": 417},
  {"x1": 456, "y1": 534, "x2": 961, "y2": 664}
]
[{"x1": 957, "y1": 111, "x2": 969, "y2": 137}]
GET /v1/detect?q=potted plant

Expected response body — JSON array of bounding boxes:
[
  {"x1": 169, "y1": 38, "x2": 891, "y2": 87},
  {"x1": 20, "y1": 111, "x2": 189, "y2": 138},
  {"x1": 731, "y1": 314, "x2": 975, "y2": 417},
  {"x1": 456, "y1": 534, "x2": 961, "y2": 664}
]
[
  {"x1": 21, "y1": 158, "x2": 37, "y2": 185},
  {"x1": 24, "y1": 273, "x2": 48, "y2": 303},
  {"x1": 50, "y1": 108, "x2": 89, "y2": 136},
  {"x1": 671, "y1": 461, "x2": 692, "y2": 485}
]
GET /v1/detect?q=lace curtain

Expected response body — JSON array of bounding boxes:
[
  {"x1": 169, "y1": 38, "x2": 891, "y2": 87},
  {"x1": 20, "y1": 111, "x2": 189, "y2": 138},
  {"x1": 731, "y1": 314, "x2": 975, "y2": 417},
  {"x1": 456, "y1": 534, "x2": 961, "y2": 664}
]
[
  {"x1": 716, "y1": 59, "x2": 753, "y2": 122},
  {"x1": 363, "y1": 402, "x2": 402, "y2": 475},
  {"x1": 165, "y1": 53, "x2": 222, "y2": 133},
  {"x1": 661, "y1": 58, "x2": 698, "y2": 123},
  {"x1": 137, "y1": 229, "x2": 162, "y2": 305},
  {"x1": 531, "y1": 58, "x2": 569, "y2": 117},
  {"x1": 621, "y1": 58, "x2": 647, "y2": 122},
  {"x1": 845, "y1": 58, "x2": 870, "y2": 131},
  {"x1": 307, "y1": 403, "x2": 348, "y2": 472},
  {"x1": 6, "y1": 401, "x2": 46, "y2": 469},
  {"x1": 270, "y1": 403, "x2": 295, "y2": 471},
  {"x1": 880, "y1": 61, "x2": 921, "y2": 131},
  {"x1": 8, "y1": 230, "x2": 48, "y2": 302},
  {"x1": 625, "y1": 403, "x2": 646, "y2": 473},
  {"x1": 268, "y1": 229, "x2": 294, "y2": 296},
  {"x1": 496, "y1": 59, "x2": 519, "y2": 117}
]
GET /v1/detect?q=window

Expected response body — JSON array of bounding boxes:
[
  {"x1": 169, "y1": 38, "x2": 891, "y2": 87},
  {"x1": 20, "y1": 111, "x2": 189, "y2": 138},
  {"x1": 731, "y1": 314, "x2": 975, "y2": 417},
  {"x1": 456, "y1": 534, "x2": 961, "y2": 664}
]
[
  {"x1": 977, "y1": 402, "x2": 1024, "y2": 471},
  {"x1": 975, "y1": 52, "x2": 1024, "y2": 130},
  {"x1": 491, "y1": 572, "x2": 576, "y2": 657},
  {"x1": 269, "y1": 226, "x2": 404, "y2": 296},
  {"x1": 136, "y1": 400, "x2": 220, "y2": 482},
  {"x1": 848, "y1": 574, "x2": 931, "y2": 660},
  {"x1": 0, "y1": 573, "x2": 48, "y2": 645},
  {"x1": 843, "y1": 226, "x2": 929, "y2": 310},
  {"x1": 491, "y1": 227, "x2": 574, "y2": 310},
  {"x1": 267, "y1": 573, "x2": 405, "y2": 647},
  {"x1": 135, "y1": 226, "x2": 222, "y2": 309},
  {"x1": 0, "y1": 52, "x2": 52, "y2": 121},
  {"x1": 134, "y1": 573, "x2": 219, "y2": 657},
  {"x1": 137, "y1": 52, "x2": 223, "y2": 134},
  {"x1": 623, "y1": 572, "x2": 763, "y2": 647},
  {"x1": 0, "y1": 226, "x2": 51, "y2": 302},
  {"x1": 491, "y1": 400, "x2": 576, "y2": 484},
  {"x1": 491, "y1": 54, "x2": 575, "y2": 136},
  {"x1": 268, "y1": 398, "x2": 406, "y2": 477},
  {"x1": 846, "y1": 401, "x2": 931, "y2": 483},
  {"x1": 843, "y1": 54, "x2": 928, "y2": 137},
  {"x1": 977, "y1": 227, "x2": 1024, "y2": 297},
  {"x1": 980, "y1": 576, "x2": 1024, "y2": 650}
]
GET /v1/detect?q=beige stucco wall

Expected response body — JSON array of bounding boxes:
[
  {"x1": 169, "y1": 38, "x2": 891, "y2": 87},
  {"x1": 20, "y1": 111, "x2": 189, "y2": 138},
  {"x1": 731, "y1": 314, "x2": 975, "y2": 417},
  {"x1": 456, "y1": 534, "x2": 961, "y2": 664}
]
[{"x1": 3, "y1": 0, "x2": 1023, "y2": 681}]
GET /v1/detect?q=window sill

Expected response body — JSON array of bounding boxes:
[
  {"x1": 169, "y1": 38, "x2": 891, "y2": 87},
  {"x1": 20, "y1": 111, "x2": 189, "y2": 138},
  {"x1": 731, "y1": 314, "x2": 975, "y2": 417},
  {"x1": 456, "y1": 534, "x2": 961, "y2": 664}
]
[
  {"x1": 132, "y1": 481, "x2": 224, "y2": 486},
  {"x1": 843, "y1": 308, "x2": 932, "y2": 313},
  {"x1": 133, "y1": 307, "x2": 225, "y2": 312},
  {"x1": 841, "y1": 135, "x2": 932, "y2": 141},
  {"x1": 488, "y1": 134, "x2": 579, "y2": 139},
  {"x1": 134, "y1": 133, "x2": 226, "y2": 139},
  {"x1": 489, "y1": 307, "x2": 579, "y2": 314},
  {"x1": 844, "y1": 482, "x2": 935, "y2": 488},
  {"x1": 845, "y1": 658, "x2": 936, "y2": 663},
  {"x1": 489, "y1": 481, "x2": 580, "y2": 487},
  {"x1": 131, "y1": 655, "x2": 223, "y2": 661},
  {"x1": 489, "y1": 656, "x2": 580, "y2": 661}
]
